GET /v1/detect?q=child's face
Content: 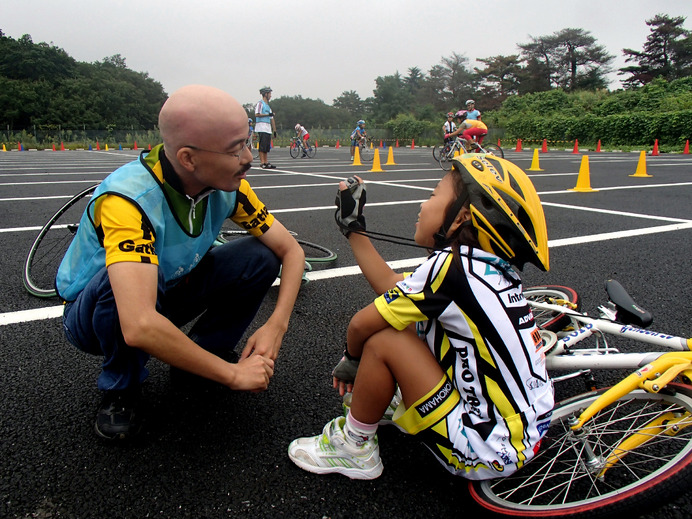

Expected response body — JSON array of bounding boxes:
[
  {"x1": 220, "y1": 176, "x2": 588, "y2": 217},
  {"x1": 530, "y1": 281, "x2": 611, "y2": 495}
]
[{"x1": 415, "y1": 173, "x2": 458, "y2": 247}]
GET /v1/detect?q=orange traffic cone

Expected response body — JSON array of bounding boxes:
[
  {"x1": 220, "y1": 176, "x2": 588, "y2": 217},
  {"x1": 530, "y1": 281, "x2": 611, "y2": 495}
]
[
  {"x1": 630, "y1": 151, "x2": 652, "y2": 177},
  {"x1": 148, "y1": 144, "x2": 152, "y2": 150},
  {"x1": 527, "y1": 149, "x2": 543, "y2": 171},
  {"x1": 52, "y1": 144, "x2": 56, "y2": 151},
  {"x1": 515, "y1": 139, "x2": 522, "y2": 152},
  {"x1": 352, "y1": 146, "x2": 363, "y2": 166},
  {"x1": 684, "y1": 140, "x2": 690, "y2": 154},
  {"x1": 335, "y1": 140, "x2": 340, "y2": 149},
  {"x1": 370, "y1": 149, "x2": 384, "y2": 172},
  {"x1": 385, "y1": 146, "x2": 396, "y2": 165},
  {"x1": 379, "y1": 139, "x2": 383, "y2": 147},
  {"x1": 541, "y1": 139, "x2": 547, "y2": 153},
  {"x1": 96, "y1": 140, "x2": 100, "y2": 151},
  {"x1": 596, "y1": 140, "x2": 601, "y2": 152},
  {"x1": 570, "y1": 155, "x2": 597, "y2": 192},
  {"x1": 651, "y1": 139, "x2": 659, "y2": 156},
  {"x1": 411, "y1": 139, "x2": 415, "y2": 149},
  {"x1": 17, "y1": 142, "x2": 21, "y2": 151},
  {"x1": 572, "y1": 140, "x2": 579, "y2": 154},
  {"x1": 396, "y1": 140, "x2": 399, "y2": 148},
  {"x1": 497, "y1": 138, "x2": 501, "y2": 147},
  {"x1": 134, "y1": 141, "x2": 138, "y2": 150}
]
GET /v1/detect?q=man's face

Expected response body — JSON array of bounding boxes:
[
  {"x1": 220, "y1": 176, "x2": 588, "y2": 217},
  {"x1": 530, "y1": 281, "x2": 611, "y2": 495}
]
[{"x1": 264, "y1": 91, "x2": 272, "y2": 101}]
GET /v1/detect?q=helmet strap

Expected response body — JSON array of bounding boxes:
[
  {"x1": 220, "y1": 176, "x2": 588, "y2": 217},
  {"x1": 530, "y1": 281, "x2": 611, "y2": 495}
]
[{"x1": 434, "y1": 191, "x2": 470, "y2": 247}]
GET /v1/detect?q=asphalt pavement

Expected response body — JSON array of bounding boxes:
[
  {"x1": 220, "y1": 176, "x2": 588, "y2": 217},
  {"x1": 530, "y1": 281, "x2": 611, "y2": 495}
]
[{"x1": 1, "y1": 145, "x2": 691, "y2": 518}]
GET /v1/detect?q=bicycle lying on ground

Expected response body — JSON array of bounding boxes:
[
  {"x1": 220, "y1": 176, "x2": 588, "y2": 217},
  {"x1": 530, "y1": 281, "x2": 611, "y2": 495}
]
[
  {"x1": 469, "y1": 280, "x2": 692, "y2": 518},
  {"x1": 23, "y1": 184, "x2": 336, "y2": 298},
  {"x1": 432, "y1": 136, "x2": 503, "y2": 170},
  {"x1": 289, "y1": 137, "x2": 316, "y2": 159}
]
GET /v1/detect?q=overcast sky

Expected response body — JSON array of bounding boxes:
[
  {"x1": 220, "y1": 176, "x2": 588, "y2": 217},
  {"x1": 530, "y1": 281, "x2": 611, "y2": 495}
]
[{"x1": 3, "y1": 0, "x2": 691, "y2": 107}]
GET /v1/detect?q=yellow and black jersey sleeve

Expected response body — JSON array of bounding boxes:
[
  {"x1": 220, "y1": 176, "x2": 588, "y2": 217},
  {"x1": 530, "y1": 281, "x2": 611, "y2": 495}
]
[
  {"x1": 94, "y1": 194, "x2": 158, "y2": 267},
  {"x1": 230, "y1": 179, "x2": 275, "y2": 237}
]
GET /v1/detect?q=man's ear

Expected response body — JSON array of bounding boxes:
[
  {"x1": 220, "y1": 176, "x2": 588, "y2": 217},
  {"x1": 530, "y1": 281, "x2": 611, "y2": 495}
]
[{"x1": 176, "y1": 147, "x2": 196, "y2": 172}]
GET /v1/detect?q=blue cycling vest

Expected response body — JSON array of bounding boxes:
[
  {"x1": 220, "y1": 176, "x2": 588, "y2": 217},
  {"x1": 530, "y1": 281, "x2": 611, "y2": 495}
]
[{"x1": 56, "y1": 146, "x2": 237, "y2": 301}]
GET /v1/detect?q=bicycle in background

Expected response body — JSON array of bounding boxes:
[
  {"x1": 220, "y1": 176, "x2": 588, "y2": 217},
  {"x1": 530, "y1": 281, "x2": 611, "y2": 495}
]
[
  {"x1": 433, "y1": 136, "x2": 503, "y2": 170},
  {"x1": 289, "y1": 136, "x2": 316, "y2": 159}
]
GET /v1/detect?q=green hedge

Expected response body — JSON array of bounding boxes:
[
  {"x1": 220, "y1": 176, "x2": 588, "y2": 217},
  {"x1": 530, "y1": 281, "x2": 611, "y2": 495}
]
[{"x1": 504, "y1": 110, "x2": 692, "y2": 145}]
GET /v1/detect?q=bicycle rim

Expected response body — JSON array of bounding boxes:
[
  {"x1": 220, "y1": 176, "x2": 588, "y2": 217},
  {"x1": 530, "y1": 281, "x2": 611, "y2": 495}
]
[
  {"x1": 524, "y1": 286, "x2": 580, "y2": 332},
  {"x1": 296, "y1": 239, "x2": 337, "y2": 263},
  {"x1": 306, "y1": 145, "x2": 316, "y2": 158},
  {"x1": 360, "y1": 145, "x2": 373, "y2": 161},
  {"x1": 289, "y1": 143, "x2": 300, "y2": 158},
  {"x1": 482, "y1": 143, "x2": 504, "y2": 159},
  {"x1": 470, "y1": 385, "x2": 692, "y2": 518},
  {"x1": 23, "y1": 184, "x2": 97, "y2": 297}
]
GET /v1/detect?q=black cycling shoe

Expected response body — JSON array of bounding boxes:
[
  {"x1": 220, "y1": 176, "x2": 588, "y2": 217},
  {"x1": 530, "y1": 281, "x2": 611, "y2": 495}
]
[{"x1": 95, "y1": 387, "x2": 142, "y2": 440}]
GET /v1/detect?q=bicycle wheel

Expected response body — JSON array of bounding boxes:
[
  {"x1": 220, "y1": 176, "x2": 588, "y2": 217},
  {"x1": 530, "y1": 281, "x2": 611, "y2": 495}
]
[
  {"x1": 482, "y1": 143, "x2": 504, "y2": 159},
  {"x1": 432, "y1": 146, "x2": 441, "y2": 161},
  {"x1": 289, "y1": 141, "x2": 300, "y2": 159},
  {"x1": 296, "y1": 239, "x2": 336, "y2": 263},
  {"x1": 523, "y1": 285, "x2": 580, "y2": 332},
  {"x1": 23, "y1": 184, "x2": 98, "y2": 297},
  {"x1": 248, "y1": 135, "x2": 259, "y2": 159},
  {"x1": 305, "y1": 143, "x2": 316, "y2": 158},
  {"x1": 470, "y1": 384, "x2": 692, "y2": 519},
  {"x1": 359, "y1": 144, "x2": 373, "y2": 162},
  {"x1": 438, "y1": 145, "x2": 454, "y2": 171}
]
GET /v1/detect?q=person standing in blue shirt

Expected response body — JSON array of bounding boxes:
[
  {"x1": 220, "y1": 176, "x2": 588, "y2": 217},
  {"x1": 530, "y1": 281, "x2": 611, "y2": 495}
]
[
  {"x1": 350, "y1": 120, "x2": 367, "y2": 161},
  {"x1": 465, "y1": 99, "x2": 482, "y2": 120},
  {"x1": 255, "y1": 86, "x2": 277, "y2": 169}
]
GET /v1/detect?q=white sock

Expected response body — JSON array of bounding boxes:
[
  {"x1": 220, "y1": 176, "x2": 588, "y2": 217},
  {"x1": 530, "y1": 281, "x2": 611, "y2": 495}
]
[{"x1": 344, "y1": 413, "x2": 378, "y2": 447}]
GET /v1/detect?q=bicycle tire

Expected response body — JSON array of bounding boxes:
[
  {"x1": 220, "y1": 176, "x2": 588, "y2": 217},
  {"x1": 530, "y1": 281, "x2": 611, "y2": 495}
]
[
  {"x1": 469, "y1": 384, "x2": 692, "y2": 519},
  {"x1": 359, "y1": 144, "x2": 373, "y2": 162},
  {"x1": 432, "y1": 146, "x2": 441, "y2": 161},
  {"x1": 438, "y1": 147, "x2": 454, "y2": 171},
  {"x1": 482, "y1": 143, "x2": 504, "y2": 159},
  {"x1": 217, "y1": 230, "x2": 336, "y2": 264},
  {"x1": 523, "y1": 285, "x2": 581, "y2": 332},
  {"x1": 305, "y1": 144, "x2": 316, "y2": 158},
  {"x1": 289, "y1": 142, "x2": 300, "y2": 159},
  {"x1": 23, "y1": 184, "x2": 98, "y2": 298}
]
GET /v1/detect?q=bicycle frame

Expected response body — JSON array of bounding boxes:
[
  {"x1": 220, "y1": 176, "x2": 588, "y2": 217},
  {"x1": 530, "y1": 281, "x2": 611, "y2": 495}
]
[{"x1": 533, "y1": 300, "x2": 691, "y2": 371}]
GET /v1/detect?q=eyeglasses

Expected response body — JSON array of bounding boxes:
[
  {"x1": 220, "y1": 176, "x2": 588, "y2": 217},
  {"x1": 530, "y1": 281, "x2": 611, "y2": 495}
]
[{"x1": 184, "y1": 142, "x2": 248, "y2": 159}]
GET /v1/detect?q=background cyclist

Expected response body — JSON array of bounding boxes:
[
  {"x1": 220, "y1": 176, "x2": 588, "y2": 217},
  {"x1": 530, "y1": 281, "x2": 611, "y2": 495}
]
[
  {"x1": 446, "y1": 110, "x2": 488, "y2": 151},
  {"x1": 442, "y1": 112, "x2": 456, "y2": 145},
  {"x1": 294, "y1": 123, "x2": 311, "y2": 157},
  {"x1": 349, "y1": 119, "x2": 367, "y2": 161}
]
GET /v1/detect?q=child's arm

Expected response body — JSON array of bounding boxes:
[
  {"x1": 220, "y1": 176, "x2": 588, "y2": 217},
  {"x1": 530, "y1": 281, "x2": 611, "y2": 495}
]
[{"x1": 349, "y1": 233, "x2": 404, "y2": 295}]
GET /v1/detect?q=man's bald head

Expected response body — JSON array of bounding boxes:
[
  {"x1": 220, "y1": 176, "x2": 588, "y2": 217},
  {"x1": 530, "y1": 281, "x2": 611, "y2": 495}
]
[{"x1": 159, "y1": 85, "x2": 247, "y2": 152}]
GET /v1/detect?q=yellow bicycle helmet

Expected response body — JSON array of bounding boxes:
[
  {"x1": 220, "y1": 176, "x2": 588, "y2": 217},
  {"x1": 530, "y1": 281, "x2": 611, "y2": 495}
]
[{"x1": 448, "y1": 155, "x2": 550, "y2": 271}]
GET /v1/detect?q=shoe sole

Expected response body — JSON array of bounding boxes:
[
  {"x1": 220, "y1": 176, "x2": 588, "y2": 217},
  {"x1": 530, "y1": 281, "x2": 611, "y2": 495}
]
[{"x1": 289, "y1": 455, "x2": 383, "y2": 480}]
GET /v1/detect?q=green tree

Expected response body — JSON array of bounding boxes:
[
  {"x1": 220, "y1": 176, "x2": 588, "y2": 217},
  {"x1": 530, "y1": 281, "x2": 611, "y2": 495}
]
[
  {"x1": 620, "y1": 14, "x2": 692, "y2": 87},
  {"x1": 333, "y1": 90, "x2": 365, "y2": 116},
  {"x1": 475, "y1": 55, "x2": 522, "y2": 109},
  {"x1": 371, "y1": 72, "x2": 413, "y2": 123}
]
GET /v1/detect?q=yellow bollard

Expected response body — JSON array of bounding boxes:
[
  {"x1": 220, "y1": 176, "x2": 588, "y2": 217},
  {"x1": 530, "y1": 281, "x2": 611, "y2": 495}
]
[
  {"x1": 569, "y1": 155, "x2": 598, "y2": 192},
  {"x1": 370, "y1": 148, "x2": 384, "y2": 172},
  {"x1": 630, "y1": 150, "x2": 652, "y2": 177},
  {"x1": 352, "y1": 146, "x2": 362, "y2": 166},
  {"x1": 1, "y1": 144, "x2": 6, "y2": 152},
  {"x1": 527, "y1": 148, "x2": 543, "y2": 171},
  {"x1": 385, "y1": 146, "x2": 396, "y2": 165}
]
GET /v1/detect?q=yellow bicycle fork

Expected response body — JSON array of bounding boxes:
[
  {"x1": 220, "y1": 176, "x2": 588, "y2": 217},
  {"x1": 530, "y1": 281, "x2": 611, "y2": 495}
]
[{"x1": 568, "y1": 351, "x2": 692, "y2": 477}]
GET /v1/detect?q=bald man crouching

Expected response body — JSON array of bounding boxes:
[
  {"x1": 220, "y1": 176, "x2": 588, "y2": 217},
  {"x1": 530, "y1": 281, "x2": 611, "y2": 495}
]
[{"x1": 57, "y1": 85, "x2": 305, "y2": 440}]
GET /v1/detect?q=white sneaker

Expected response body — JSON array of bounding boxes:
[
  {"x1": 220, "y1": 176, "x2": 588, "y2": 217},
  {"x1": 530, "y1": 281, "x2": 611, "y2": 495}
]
[
  {"x1": 288, "y1": 416, "x2": 383, "y2": 480},
  {"x1": 342, "y1": 388, "x2": 402, "y2": 427}
]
